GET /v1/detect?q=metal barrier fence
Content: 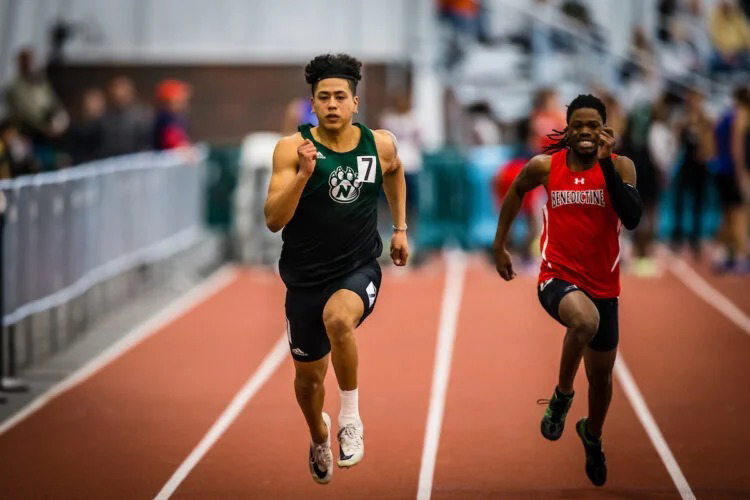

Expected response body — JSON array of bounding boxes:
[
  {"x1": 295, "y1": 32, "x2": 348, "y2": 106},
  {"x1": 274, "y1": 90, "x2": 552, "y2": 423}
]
[{"x1": 0, "y1": 149, "x2": 206, "y2": 381}]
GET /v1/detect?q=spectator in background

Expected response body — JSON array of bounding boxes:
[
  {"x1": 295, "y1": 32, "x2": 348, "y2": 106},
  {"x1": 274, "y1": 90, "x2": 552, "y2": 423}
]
[
  {"x1": 621, "y1": 36, "x2": 664, "y2": 111},
  {"x1": 100, "y1": 77, "x2": 151, "y2": 157},
  {"x1": 281, "y1": 96, "x2": 318, "y2": 136},
  {"x1": 529, "y1": 88, "x2": 566, "y2": 154},
  {"x1": 67, "y1": 88, "x2": 105, "y2": 165},
  {"x1": 437, "y1": 0, "x2": 492, "y2": 69},
  {"x1": 659, "y1": 19, "x2": 704, "y2": 85},
  {"x1": 379, "y1": 93, "x2": 422, "y2": 231},
  {"x1": 648, "y1": 96, "x2": 678, "y2": 186},
  {"x1": 438, "y1": 0, "x2": 486, "y2": 39},
  {"x1": 680, "y1": 0, "x2": 712, "y2": 73},
  {"x1": 713, "y1": 86, "x2": 749, "y2": 271},
  {"x1": 0, "y1": 119, "x2": 37, "y2": 178},
  {"x1": 493, "y1": 119, "x2": 543, "y2": 264},
  {"x1": 153, "y1": 79, "x2": 191, "y2": 150},
  {"x1": 4, "y1": 48, "x2": 69, "y2": 168},
  {"x1": 560, "y1": 0, "x2": 606, "y2": 56},
  {"x1": 636, "y1": 97, "x2": 677, "y2": 274},
  {"x1": 672, "y1": 88, "x2": 714, "y2": 258},
  {"x1": 620, "y1": 27, "x2": 656, "y2": 85},
  {"x1": 657, "y1": 0, "x2": 679, "y2": 43},
  {"x1": 731, "y1": 86, "x2": 750, "y2": 264},
  {"x1": 709, "y1": 0, "x2": 750, "y2": 75},
  {"x1": 528, "y1": 0, "x2": 569, "y2": 84},
  {"x1": 601, "y1": 92, "x2": 625, "y2": 143},
  {"x1": 560, "y1": 0, "x2": 591, "y2": 27},
  {"x1": 736, "y1": 86, "x2": 750, "y2": 195},
  {"x1": 465, "y1": 101, "x2": 501, "y2": 145},
  {"x1": 620, "y1": 98, "x2": 660, "y2": 274}
]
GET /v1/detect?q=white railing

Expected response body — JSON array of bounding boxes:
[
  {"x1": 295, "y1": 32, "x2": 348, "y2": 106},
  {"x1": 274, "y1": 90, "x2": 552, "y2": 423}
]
[{"x1": 0, "y1": 148, "x2": 206, "y2": 327}]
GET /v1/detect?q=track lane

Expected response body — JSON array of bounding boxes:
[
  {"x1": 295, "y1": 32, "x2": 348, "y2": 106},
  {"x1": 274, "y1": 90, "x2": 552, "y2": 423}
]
[
  {"x1": 671, "y1": 258, "x2": 750, "y2": 317},
  {"x1": 621, "y1": 272, "x2": 750, "y2": 498},
  {"x1": 172, "y1": 263, "x2": 446, "y2": 498},
  {"x1": 0, "y1": 269, "x2": 284, "y2": 498},
  {"x1": 432, "y1": 259, "x2": 681, "y2": 498},
  {"x1": 1, "y1": 257, "x2": 746, "y2": 497}
]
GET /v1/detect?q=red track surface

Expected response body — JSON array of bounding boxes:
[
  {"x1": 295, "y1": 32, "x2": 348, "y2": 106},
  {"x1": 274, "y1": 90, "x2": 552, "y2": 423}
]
[{"x1": 0, "y1": 256, "x2": 747, "y2": 498}]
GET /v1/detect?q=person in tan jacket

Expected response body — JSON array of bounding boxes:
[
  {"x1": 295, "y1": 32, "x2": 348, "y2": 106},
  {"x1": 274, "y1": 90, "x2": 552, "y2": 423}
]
[{"x1": 710, "y1": 0, "x2": 750, "y2": 73}]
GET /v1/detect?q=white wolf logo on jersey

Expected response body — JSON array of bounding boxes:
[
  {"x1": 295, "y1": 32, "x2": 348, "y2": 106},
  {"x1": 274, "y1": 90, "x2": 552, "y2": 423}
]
[{"x1": 329, "y1": 166, "x2": 362, "y2": 203}]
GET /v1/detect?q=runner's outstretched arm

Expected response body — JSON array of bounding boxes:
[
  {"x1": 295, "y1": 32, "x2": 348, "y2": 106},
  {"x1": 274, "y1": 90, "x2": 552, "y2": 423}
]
[
  {"x1": 493, "y1": 154, "x2": 549, "y2": 280},
  {"x1": 376, "y1": 130, "x2": 408, "y2": 266}
]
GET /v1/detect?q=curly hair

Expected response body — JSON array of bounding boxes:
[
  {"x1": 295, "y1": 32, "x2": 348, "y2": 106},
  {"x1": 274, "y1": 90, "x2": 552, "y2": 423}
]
[
  {"x1": 305, "y1": 53, "x2": 362, "y2": 95},
  {"x1": 543, "y1": 94, "x2": 607, "y2": 154}
]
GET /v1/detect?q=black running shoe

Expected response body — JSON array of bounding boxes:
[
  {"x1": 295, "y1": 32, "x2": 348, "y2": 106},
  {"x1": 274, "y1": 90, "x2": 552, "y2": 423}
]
[
  {"x1": 576, "y1": 418, "x2": 607, "y2": 486},
  {"x1": 537, "y1": 388, "x2": 574, "y2": 440}
]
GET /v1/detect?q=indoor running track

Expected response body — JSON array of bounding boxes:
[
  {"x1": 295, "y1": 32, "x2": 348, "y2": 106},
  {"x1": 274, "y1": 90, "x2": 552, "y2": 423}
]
[{"x1": 0, "y1": 253, "x2": 748, "y2": 499}]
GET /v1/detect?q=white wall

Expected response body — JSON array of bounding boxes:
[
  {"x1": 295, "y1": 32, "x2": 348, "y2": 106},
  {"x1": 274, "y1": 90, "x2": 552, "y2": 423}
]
[{"x1": 0, "y1": 0, "x2": 412, "y2": 67}]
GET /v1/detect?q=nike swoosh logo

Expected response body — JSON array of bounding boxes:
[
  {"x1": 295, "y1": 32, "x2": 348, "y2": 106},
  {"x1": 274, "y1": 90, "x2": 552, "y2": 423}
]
[
  {"x1": 310, "y1": 457, "x2": 328, "y2": 478},
  {"x1": 309, "y1": 448, "x2": 328, "y2": 478},
  {"x1": 339, "y1": 445, "x2": 353, "y2": 461}
]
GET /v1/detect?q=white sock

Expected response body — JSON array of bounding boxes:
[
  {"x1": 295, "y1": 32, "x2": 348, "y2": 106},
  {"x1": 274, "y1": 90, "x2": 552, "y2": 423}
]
[{"x1": 339, "y1": 388, "x2": 360, "y2": 426}]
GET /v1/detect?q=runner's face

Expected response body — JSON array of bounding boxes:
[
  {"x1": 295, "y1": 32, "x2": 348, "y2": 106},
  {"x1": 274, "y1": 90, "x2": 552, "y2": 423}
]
[
  {"x1": 312, "y1": 78, "x2": 358, "y2": 131},
  {"x1": 567, "y1": 108, "x2": 603, "y2": 157}
]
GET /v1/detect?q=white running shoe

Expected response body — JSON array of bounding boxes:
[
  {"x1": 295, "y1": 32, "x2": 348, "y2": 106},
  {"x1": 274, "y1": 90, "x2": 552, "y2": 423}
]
[
  {"x1": 309, "y1": 413, "x2": 333, "y2": 484},
  {"x1": 337, "y1": 419, "x2": 364, "y2": 468}
]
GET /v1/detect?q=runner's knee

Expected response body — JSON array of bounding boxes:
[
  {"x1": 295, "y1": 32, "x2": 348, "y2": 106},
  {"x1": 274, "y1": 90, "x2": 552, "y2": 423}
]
[
  {"x1": 322, "y1": 309, "x2": 356, "y2": 341},
  {"x1": 568, "y1": 310, "x2": 599, "y2": 343},
  {"x1": 294, "y1": 371, "x2": 324, "y2": 398},
  {"x1": 586, "y1": 367, "x2": 612, "y2": 388}
]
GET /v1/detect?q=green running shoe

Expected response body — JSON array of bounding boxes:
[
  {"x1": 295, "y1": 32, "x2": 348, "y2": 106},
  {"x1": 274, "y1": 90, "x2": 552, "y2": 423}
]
[
  {"x1": 576, "y1": 418, "x2": 607, "y2": 486},
  {"x1": 537, "y1": 388, "x2": 574, "y2": 441}
]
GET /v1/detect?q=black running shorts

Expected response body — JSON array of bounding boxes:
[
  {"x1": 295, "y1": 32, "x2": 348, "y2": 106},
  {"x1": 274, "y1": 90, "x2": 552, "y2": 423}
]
[
  {"x1": 285, "y1": 259, "x2": 382, "y2": 362},
  {"x1": 537, "y1": 278, "x2": 619, "y2": 351}
]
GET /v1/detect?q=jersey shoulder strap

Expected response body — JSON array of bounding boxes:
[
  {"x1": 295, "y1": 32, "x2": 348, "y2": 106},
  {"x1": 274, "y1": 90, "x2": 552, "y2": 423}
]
[
  {"x1": 357, "y1": 123, "x2": 380, "y2": 151},
  {"x1": 298, "y1": 123, "x2": 313, "y2": 140},
  {"x1": 550, "y1": 149, "x2": 567, "y2": 173}
]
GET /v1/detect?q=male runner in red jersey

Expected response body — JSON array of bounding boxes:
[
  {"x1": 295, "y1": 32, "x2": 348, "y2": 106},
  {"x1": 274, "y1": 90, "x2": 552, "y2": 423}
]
[{"x1": 492, "y1": 95, "x2": 642, "y2": 487}]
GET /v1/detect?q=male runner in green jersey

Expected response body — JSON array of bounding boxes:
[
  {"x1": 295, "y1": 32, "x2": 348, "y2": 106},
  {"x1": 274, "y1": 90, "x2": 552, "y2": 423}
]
[{"x1": 264, "y1": 53, "x2": 408, "y2": 484}]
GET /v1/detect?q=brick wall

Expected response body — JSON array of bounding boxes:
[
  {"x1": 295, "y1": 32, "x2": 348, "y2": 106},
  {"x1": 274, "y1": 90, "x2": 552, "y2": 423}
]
[{"x1": 49, "y1": 63, "x2": 407, "y2": 144}]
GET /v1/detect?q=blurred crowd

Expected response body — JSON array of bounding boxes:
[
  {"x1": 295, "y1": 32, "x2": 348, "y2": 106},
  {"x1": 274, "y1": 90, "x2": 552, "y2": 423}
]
[
  {"x1": 0, "y1": 48, "x2": 193, "y2": 180},
  {"x1": 467, "y1": 82, "x2": 750, "y2": 273},
  {"x1": 4, "y1": 0, "x2": 750, "y2": 274},
  {"x1": 427, "y1": 0, "x2": 750, "y2": 273}
]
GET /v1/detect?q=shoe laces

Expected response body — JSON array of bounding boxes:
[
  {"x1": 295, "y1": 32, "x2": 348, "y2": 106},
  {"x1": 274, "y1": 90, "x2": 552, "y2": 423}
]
[
  {"x1": 312, "y1": 442, "x2": 332, "y2": 469},
  {"x1": 338, "y1": 424, "x2": 363, "y2": 451},
  {"x1": 537, "y1": 393, "x2": 571, "y2": 421}
]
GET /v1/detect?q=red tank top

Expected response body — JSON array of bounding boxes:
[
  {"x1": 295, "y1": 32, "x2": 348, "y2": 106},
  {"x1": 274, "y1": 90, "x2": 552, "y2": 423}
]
[{"x1": 538, "y1": 150, "x2": 621, "y2": 298}]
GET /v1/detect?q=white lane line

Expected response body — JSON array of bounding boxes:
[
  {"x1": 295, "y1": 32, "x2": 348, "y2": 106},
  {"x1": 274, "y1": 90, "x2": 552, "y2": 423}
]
[
  {"x1": 669, "y1": 257, "x2": 750, "y2": 335},
  {"x1": 0, "y1": 266, "x2": 239, "y2": 437},
  {"x1": 154, "y1": 334, "x2": 288, "y2": 499},
  {"x1": 417, "y1": 250, "x2": 467, "y2": 500},
  {"x1": 615, "y1": 356, "x2": 696, "y2": 500}
]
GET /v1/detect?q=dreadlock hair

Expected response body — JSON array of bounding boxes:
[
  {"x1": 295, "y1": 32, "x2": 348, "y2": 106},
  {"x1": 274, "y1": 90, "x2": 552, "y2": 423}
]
[
  {"x1": 305, "y1": 53, "x2": 363, "y2": 96},
  {"x1": 542, "y1": 94, "x2": 608, "y2": 154}
]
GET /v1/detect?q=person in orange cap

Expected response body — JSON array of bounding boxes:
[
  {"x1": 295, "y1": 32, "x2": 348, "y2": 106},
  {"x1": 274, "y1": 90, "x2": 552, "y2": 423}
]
[{"x1": 153, "y1": 79, "x2": 191, "y2": 150}]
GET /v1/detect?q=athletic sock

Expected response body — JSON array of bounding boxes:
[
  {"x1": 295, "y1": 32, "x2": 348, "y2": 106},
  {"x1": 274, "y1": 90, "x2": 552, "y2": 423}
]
[{"x1": 339, "y1": 388, "x2": 360, "y2": 426}]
